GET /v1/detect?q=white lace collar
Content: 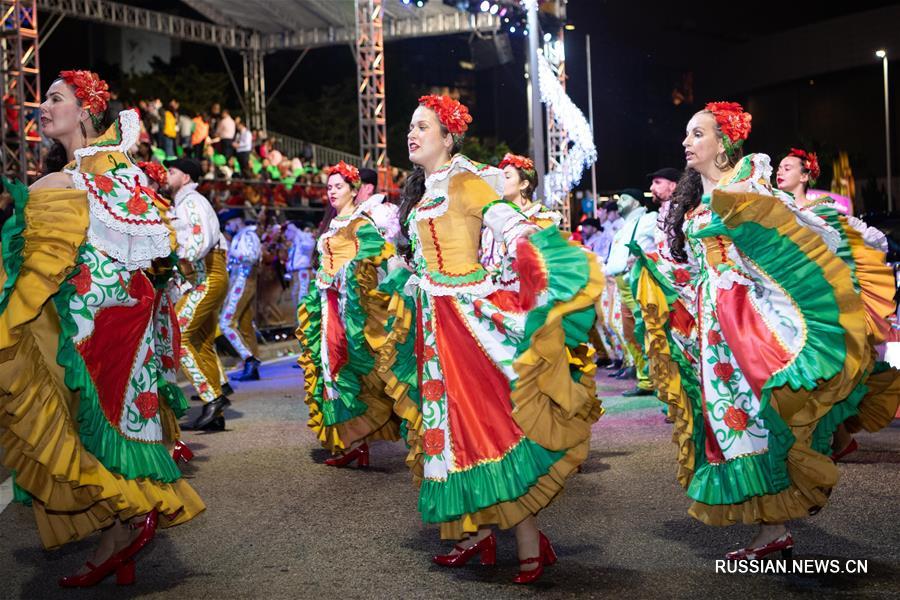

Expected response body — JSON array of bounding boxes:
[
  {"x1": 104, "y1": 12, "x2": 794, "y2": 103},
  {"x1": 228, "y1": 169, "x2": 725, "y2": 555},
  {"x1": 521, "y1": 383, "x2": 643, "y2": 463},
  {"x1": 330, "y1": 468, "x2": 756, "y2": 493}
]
[
  {"x1": 67, "y1": 109, "x2": 171, "y2": 271},
  {"x1": 424, "y1": 154, "x2": 504, "y2": 197},
  {"x1": 410, "y1": 155, "x2": 504, "y2": 224}
]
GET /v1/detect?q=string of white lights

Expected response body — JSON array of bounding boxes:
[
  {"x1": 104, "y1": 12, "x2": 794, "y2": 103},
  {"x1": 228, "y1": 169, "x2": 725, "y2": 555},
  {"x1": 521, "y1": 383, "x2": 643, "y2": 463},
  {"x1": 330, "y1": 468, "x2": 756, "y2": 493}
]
[{"x1": 536, "y1": 50, "x2": 596, "y2": 207}]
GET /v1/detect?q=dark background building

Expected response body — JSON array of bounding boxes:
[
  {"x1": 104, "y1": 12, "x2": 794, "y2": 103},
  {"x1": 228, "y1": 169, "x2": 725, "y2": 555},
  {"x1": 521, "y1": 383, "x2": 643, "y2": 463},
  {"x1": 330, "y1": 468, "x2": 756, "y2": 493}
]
[{"x1": 35, "y1": 0, "x2": 900, "y2": 210}]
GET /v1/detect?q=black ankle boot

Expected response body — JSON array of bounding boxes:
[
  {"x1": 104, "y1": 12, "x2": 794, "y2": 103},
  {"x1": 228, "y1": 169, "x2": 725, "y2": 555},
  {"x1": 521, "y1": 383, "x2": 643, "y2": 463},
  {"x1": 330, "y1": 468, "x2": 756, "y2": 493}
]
[
  {"x1": 221, "y1": 382, "x2": 235, "y2": 396},
  {"x1": 192, "y1": 395, "x2": 230, "y2": 430},
  {"x1": 232, "y1": 357, "x2": 260, "y2": 382},
  {"x1": 201, "y1": 415, "x2": 226, "y2": 431}
]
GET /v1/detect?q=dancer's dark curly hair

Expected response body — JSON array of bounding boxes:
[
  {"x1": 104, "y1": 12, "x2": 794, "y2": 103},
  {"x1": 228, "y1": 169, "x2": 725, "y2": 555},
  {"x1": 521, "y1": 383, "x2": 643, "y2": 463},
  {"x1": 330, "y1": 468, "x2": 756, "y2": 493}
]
[{"x1": 664, "y1": 110, "x2": 744, "y2": 262}]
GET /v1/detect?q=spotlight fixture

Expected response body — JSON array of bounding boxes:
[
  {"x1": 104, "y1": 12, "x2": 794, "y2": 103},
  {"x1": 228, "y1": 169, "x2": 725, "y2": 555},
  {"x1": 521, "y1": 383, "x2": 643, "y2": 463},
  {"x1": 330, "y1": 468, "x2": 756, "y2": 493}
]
[{"x1": 479, "y1": 0, "x2": 490, "y2": 12}]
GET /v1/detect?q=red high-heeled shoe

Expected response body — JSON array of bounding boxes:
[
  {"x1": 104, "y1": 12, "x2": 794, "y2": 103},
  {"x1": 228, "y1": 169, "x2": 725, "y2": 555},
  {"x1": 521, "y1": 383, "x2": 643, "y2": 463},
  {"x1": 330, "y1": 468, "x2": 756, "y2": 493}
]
[
  {"x1": 725, "y1": 532, "x2": 793, "y2": 560},
  {"x1": 57, "y1": 511, "x2": 157, "y2": 587},
  {"x1": 114, "y1": 510, "x2": 159, "y2": 563},
  {"x1": 432, "y1": 532, "x2": 497, "y2": 567},
  {"x1": 831, "y1": 438, "x2": 859, "y2": 463},
  {"x1": 324, "y1": 443, "x2": 369, "y2": 468},
  {"x1": 512, "y1": 531, "x2": 557, "y2": 584},
  {"x1": 58, "y1": 556, "x2": 134, "y2": 587},
  {"x1": 172, "y1": 440, "x2": 195, "y2": 464}
]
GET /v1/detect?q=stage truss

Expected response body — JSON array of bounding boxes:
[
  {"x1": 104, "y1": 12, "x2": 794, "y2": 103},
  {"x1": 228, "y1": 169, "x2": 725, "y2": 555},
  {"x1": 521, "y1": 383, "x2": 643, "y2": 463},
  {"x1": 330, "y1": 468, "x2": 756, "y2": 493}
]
[
  {"x1": 356, "y1": 0, "x2": 388, "y2": 179},
  {"x1": 1, "y1": 0, "x2": 41, "y2": 183},
  {"x1": 544, "y1": 0, "x2": 569, "y2": 228}
]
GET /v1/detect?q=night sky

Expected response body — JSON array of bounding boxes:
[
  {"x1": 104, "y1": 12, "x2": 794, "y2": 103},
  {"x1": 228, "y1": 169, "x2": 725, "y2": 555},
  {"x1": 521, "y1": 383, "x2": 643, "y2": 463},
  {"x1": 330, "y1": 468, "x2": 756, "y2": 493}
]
[{"x1": 36, "y1": 0, "x2": 900, "y2": 205}]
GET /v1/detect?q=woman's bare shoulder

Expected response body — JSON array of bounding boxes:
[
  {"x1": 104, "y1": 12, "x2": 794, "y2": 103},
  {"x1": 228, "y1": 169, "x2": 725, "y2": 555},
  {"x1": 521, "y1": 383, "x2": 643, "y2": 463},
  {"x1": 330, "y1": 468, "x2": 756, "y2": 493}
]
[{"x1": 29, "y1": 171, "x2": 74, "y2": 191}]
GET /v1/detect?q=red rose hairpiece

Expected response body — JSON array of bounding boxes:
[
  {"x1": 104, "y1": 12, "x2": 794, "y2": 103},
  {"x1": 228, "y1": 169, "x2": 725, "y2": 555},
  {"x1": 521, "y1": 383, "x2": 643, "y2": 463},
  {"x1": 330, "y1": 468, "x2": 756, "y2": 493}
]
[
  {"x1": 704, "y1": 101, "x2": 752, "y2": 157},
  {"x1": 498, "y1": 153, "x2": 535, "y2": 174},
  {"x1": 787, "y1": 147, "x2": 821, "y2": 183},
  {"x1": 418, "y1": 94, "x2": 472, "y2": 136},
  {"x1": 59, "y1": 70, "x2": 110, "y2": 120},
  {"x1": 138, "y1": 161, "x2": 168, "y2": 187},
  {"x1": 326, "y1": 161, "x2": 361, "y2": 187}
]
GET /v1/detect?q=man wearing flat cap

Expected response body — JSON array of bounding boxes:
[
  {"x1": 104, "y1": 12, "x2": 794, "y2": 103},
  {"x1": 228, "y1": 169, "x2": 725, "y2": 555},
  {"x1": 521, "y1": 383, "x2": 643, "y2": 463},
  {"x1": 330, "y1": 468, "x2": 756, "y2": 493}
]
[
  {"x1": 605, "y1": 188, "x2": 658, "y2": 397},
  {"x1": 165, "y1": 158, "x2": 233, "y2": 431},
  {"x1": 648, "y1": 167, "x2": 681, "y2": 232}
]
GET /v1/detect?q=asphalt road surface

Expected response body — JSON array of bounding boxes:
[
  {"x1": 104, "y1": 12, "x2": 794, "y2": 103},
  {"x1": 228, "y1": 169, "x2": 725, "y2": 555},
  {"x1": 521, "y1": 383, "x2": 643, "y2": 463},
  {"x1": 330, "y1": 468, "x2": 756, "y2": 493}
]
[{"x1": 1, "y1": 357, "x2": 898, "y2": 599}]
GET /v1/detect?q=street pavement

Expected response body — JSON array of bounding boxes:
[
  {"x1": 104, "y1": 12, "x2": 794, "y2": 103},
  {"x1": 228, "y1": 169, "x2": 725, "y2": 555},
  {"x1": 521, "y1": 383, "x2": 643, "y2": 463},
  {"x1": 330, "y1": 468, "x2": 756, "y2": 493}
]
[{"x1": 0, "y1": 357, "x2": 898, "y2": 599}]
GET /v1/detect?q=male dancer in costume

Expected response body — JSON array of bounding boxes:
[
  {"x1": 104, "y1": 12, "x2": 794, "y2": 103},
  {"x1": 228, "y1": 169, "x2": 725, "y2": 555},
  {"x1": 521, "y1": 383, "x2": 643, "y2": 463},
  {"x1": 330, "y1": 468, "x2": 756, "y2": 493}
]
[
  {"x1": 220, "y1": 213, "x2": 263, "y2": 381},
  {"x1": 166, "y1": 158, "x2": 233, "y2": 430},
  {"x1": 605, "y1": 188, "x2": 658, "y2": 396}
]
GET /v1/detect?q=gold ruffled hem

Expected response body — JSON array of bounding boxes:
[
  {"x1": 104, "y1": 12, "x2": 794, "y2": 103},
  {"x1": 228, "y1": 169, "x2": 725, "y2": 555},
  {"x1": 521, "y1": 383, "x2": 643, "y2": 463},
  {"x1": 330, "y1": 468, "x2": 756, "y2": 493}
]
[
  {"x1": 509, "y1": 246, "x2": 605, "y2": 450},
  {"x1": 0, "y1": 310, "x2": 204, "y2": 549},
  {"x1": 843, "y1": 221, "x2": 896, "y2": 344},
  {"x1": 633, "y1": 267, "x2": 697, "y2": 490},
  {"x1": 438, "y1": 439, "x2": 589, "y2": 540},
  {"x1": 374, "y1": 273, "x2": 421, "y2": 473},
  {"x1": 689, "y1": 440, "x2": 837, "y2": 526},
  {"x1": 304, "y1": 373, "x2": 401, "y2": 454},
  {"x1": 847, "y1": 365, "x2": 900, "y2": 433}
]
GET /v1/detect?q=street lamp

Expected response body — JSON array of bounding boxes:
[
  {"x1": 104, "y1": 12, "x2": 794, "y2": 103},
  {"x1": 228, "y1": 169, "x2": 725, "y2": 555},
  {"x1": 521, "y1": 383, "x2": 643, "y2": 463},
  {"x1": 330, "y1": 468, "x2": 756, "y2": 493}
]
[{"x1": 877, "y1": 49, "x2": 892, "y2": 212}]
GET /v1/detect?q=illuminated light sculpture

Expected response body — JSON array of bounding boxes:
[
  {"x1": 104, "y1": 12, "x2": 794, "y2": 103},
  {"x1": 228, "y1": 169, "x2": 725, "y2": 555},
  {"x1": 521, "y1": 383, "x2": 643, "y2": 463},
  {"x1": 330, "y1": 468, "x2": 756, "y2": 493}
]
[{"x1": 536, "y1": 49, "x2": 596, "y2": 208}]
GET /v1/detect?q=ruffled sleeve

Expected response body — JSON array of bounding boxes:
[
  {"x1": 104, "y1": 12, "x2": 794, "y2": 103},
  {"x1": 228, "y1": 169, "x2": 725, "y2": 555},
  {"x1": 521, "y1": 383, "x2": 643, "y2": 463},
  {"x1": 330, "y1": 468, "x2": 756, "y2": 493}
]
[{"x1": 0, "y1": 181, "x2": 89, "y2": 352}]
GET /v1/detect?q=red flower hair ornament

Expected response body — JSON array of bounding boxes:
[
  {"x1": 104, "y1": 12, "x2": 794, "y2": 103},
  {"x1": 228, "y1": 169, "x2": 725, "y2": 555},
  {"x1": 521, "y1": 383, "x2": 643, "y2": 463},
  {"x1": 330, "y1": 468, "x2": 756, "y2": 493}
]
[
  {"x1": 418, "y1": 94, "x2": 472, "y2": 137},
  {"x1": 704, "y1": 101, "x2": 752, "y2": 158},
  {"x1": 498, "y1": 153, "x2": 535, "y2": 176},
  {"x1": 787, "y1": 147, "x2": 821, "y2": 184},
  {"x1": 138, "y1": 161, "x2": 168, "y2": 187},
  {"x1": 59, "y1": 70, "x2": 110, "y2": 129},
  {"x1": 326, "y1": 161, "x2": 361, "y2": 188}
]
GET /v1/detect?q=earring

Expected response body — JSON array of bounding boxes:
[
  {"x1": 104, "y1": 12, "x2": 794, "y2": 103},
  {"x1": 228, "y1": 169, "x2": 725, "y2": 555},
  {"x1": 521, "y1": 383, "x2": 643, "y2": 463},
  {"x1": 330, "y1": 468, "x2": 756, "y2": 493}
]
[{"x1": 714, "y1": 152, "x2": 729, "y2": 170}]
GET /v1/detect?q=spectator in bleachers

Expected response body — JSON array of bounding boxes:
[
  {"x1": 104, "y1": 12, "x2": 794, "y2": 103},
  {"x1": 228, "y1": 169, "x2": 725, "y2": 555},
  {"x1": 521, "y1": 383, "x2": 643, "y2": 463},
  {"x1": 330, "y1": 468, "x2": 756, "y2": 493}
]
[
  {"x1": 215, "y1": 108, "x2": 236, "y2": 160},
  {"x1": 191, "y1": 112, "x2": 210, "y2": 158},
  {"x1": 234, "y1": 118, "x2": 253, "y2": 176},
  {"x1": 209, "y1": 102, "x2": 221, "y2": 137},
  {"x1": 178, "y1": 108, "x2": 193, "y2": 155},
  {"x1": 161, "y1": 99, "x2": 179, "y2": 158}
]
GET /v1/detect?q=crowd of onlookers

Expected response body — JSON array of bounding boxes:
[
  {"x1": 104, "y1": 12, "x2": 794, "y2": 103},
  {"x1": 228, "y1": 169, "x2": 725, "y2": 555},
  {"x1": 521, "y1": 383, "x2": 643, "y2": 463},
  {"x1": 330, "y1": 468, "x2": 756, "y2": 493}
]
[
  {"x1": 132, "y1": 99, "x2": 319, "y2": 183},
  {"x1": 126, "y1": 98, "x2": 406, "y2": 210}
]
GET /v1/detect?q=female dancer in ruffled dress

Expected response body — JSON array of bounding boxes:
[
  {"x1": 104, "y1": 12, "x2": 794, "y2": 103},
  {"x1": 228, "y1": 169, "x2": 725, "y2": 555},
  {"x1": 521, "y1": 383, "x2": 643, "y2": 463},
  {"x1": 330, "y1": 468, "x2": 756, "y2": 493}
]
[
  {"x1": 480, "y1": 152, "x2": 561, "y2": 289},
  {"x1": 0, "y1": 71, "x2": 203, "y2": 586},
  {"x1": 295, "y1": 161, "x2": 400, "y2": 467},
  {"x1": 383, "y1": 95, "x2": 603, "y2": 583},
  {"x1": 662, "y1": 101, "x2": 871, "y2": 559},
  {"x1": 777, "y1": 148, "x2": 900, "y2": 461}
]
